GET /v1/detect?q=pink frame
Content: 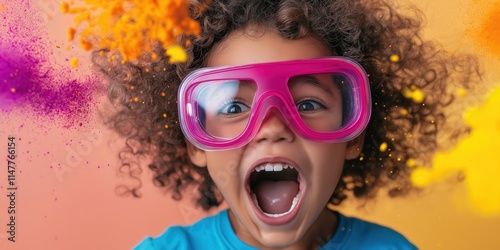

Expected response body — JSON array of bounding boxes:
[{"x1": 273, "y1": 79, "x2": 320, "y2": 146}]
[{"x1": 178, "y1": 57, "x2": 372, "y2": 151}]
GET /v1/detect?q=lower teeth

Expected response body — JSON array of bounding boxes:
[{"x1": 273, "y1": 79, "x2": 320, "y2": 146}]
[{"x1": 252, "y1": 191, "x2": 301, "y2": 218}]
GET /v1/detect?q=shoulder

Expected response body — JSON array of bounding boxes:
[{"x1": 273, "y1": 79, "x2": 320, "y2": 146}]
[
  {"x1": 132, "y1": 210, "x2": 227, "y2": 250},
  {"x1": 133, "y1": 226, "x2": 191, "y2": 250},
  {"x1": 324, "y1": 213, "x2": 418, "y2": 250}
]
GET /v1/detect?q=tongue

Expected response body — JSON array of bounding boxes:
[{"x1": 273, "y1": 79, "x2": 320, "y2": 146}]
[{"x1": 254, "y1": 180, "x2": 299, "y2": 214}]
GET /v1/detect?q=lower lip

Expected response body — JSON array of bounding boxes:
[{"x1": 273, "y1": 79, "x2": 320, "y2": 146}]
[{"x1": 246, "y1": 177, "x2": 305, "y2": 225}]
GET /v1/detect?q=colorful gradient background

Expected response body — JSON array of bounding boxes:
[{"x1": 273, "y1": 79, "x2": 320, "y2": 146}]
[{"x1": 1, "y1": 0, "x2": 499, "y2": 249}]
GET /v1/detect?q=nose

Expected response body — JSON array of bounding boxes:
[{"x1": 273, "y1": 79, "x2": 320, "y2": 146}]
[{"x1": 253, "y1": 108, "x2": 295, "y2": 143}]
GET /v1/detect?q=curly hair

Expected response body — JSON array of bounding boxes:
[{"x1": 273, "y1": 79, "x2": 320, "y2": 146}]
[{"x1": 94, "y1": 0, "x2": 480, "y2": 210}]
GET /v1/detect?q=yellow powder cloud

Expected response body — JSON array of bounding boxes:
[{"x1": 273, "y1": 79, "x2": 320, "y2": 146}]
[{"x1": 412, "y1": 86, "x2": 500, "y2": 215}]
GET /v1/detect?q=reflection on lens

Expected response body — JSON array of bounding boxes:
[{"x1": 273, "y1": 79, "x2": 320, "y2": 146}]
[
  {"x1": 195, "y1": 80, "x2": 257, "y2": 139},
  {"x1": 288, "y1": 73, "x2": 353, "y2": 132}
]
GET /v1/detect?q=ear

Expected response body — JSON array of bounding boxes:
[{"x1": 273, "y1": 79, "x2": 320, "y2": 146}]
[
  {"x1": 185, "y1": 140, "x2": 207, "y2": 167},
  {"x1": 345, "y1": 131, "x2": 365, "y2": 160}
]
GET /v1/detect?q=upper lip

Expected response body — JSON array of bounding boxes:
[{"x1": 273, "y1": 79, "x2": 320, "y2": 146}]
[{"x1": 245, "y1": 157, "x2": 304, "y2": 193}]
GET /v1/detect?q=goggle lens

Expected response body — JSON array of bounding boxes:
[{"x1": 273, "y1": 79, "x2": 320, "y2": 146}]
[{"x1": 179, "y1": 57, "x2": 371, "y2": 150}]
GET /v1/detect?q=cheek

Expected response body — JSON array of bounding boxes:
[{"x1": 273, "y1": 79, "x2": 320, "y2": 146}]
[
  {"x1": 205, "y1": 116, "x2": 248, "y2": 138},
  {"x1": 205, "y1": 151, "x2": 243, "y2": 191},
  {"x1": 309, "y1": 144, "x2": 346, "y2": 186},
  {"x1": 311, "y1": 143, "x2": 346, "y2": 165}
]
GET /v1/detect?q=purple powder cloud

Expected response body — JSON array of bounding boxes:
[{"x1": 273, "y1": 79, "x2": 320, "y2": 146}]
[{"x1": 0, "y1": 0, "x2": 102, "y2": 127}]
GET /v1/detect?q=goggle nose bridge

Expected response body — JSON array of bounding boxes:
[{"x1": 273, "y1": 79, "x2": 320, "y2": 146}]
[{"x1": 247, "y1": 90, "x2": 306, "y2": 139}]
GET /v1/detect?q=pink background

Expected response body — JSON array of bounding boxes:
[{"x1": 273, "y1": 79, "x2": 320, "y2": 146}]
[{"x1": 1, "y1": 0, "x2": 500, "y2": 249}]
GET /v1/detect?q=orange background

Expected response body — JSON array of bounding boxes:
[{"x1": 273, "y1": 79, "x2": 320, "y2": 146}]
[{"x1": 1, "y1": 0, "x2": 500, "y2": 249}]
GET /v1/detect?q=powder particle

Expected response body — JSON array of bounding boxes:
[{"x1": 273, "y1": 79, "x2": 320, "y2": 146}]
[
  {"x1": 402, "y1": 87, "x2": 425, "y2": 104},
  {"x1": 70, "y1": 57, "x2": 78, "y2": 68},
  {"x1": 67, "y1": 27, "x2": 76, "y2": 41},
  {"x1": 390, "y1": 54, "x2": 400, "y2": 63},
  {"x1": 60, "y1": 2, "x2": 69, "y2": 13},
  {"x1": 166, "y1": 45, "x2": 188, "y2": 63},
  {"x1": 379, "y1": 142, "x2": 388, "y2": 152}
]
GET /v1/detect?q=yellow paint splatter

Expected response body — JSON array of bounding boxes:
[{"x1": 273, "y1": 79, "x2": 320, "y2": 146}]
[
  {"x1": 406, "y1": 158, "x2": 417, "y2": 167},
  {"x1": 166, "y1": 45, "x2": 188, "y2": 63},
  {"x1": 67, "y1": 27, "x2": 76, "y2": 42},
  {"x1": 457, "y1": 88, "x2": 467, "y2": 97},
  {"x1": 379, "y1": 142, "x2": 388, "y2": 152},
  {"x1": 402, "y1": 87, "x2": 425, "y2": 104},
  {"x1": 390, "y1": 54, "x2": 400, "y2": 63},
  {"x1": 70, "y1": 57, "x2": 79, "y2": 68},
  {"x1": 61, "y1": 0, "x2": 200, "y2": 63},
  {"x1": 60, "y1": 2, "x2": 69, "y2": 13},
  {"x1": 411, "y1": 86, "x2": 500, "y2": 215},
  {"x1": 79, "y1": 38, "x2": 92, "y2": 51}
]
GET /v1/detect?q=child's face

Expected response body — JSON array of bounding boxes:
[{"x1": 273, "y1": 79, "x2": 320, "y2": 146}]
[{"x1": 188, "y1": 28, "x2": 362, "y2": 248}]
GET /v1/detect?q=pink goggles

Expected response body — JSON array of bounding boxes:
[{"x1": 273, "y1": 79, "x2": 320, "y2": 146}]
[{"x1": 178, "y1": 57, "x2": 371, "y2": 151}]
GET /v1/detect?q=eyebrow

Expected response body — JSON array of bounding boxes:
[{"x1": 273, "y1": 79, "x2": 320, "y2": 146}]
[{"x1": 288, "y1": 75, "x2": 335, "y2": 96}]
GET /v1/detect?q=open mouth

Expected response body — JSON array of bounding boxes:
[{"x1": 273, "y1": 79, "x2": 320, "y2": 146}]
[{"x1": 246, "y1": 162, "x2": 304, "y2": 224}]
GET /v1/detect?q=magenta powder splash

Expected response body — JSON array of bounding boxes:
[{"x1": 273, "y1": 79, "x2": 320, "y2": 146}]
[{"x1": 0, "y1": 0, "x2": 101, "y2": 127}]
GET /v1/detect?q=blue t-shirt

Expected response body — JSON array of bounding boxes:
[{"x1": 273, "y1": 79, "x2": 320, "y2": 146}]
[{"x1": 134, "y1": 210, "x2": 417, "y2": 250}]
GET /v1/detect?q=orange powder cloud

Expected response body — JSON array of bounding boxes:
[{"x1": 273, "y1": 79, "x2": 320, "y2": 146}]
[
  {"x1": 467, "y1": 2, "x2": 500, "y2": 56},
  {"x1": 61, "y1": 0, "x2": 201, "y2": 63}
]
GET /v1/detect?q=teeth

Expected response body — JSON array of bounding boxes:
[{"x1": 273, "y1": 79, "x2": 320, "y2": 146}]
[
  {"x1": 265, "y1": 163, "x2": 273, "y2": 171},
  {"x1": 251, "y1": 191, "x2": 301, "y2": 217},
  {"x1": 274, "y1": 164, "x2": 283, "y2": 171},
  {"x1": 253, "y1": 163, "x2": 293, "y2": 172}
]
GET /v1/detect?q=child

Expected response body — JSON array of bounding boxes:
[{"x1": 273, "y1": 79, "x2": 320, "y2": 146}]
[{"x1": 95, "y1": 0, "x2": 479, "y2": 249}]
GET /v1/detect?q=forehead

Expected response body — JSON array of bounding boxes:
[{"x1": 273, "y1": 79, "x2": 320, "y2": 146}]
[{"x1": 206, "y1": 27, "x2": 331, "y2": 67}]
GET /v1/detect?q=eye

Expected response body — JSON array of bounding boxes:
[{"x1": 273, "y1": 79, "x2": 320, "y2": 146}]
[
  {"x1": 218, "y1": 101, "x2": 250, "y2": 115},
  {"x1": 296, "y1": 99, "x2": 326, "y2": 112}
]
